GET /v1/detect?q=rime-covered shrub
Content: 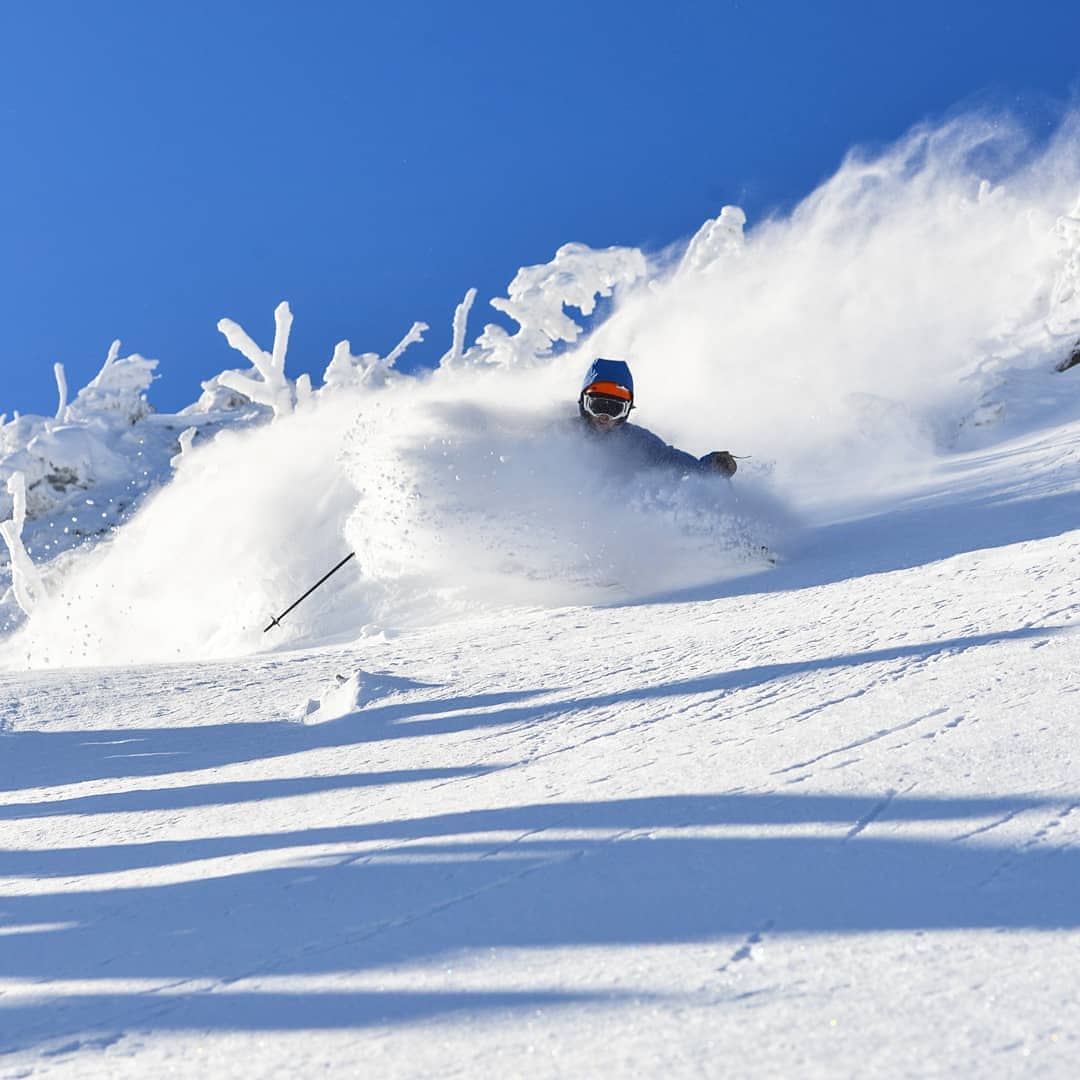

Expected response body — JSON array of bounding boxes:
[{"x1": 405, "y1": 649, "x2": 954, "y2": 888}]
[
  {"x1": 216, "y1": 302, "x2": 296, "y2": 418},
  {"x1": 184, "y1": 370, "x2": 271, "y2": 416},
  {"x1": 66, "y1": 340, "x2": 158, "y2": 425},
  {"x1": 0, "y1": 472, "x2": 47, "y2": 616},
  {"x1": 322, "y1": 321, "x2": 428, "y2": 393},
  {"x1": 456, "y1": 243, "x2": 647, "y2": 369}
]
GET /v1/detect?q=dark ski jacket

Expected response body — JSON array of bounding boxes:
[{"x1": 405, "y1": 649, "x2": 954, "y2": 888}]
[{"x1": 577, "y1": 417, "x2": 720, "y2": 478}]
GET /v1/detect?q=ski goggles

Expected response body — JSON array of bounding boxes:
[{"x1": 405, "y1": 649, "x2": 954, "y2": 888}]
[{"x1": 582, "y1": 392, "x2": 632, "y2": 421}]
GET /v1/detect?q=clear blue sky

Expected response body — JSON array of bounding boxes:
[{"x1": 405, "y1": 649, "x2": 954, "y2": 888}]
[{"x1": 1, "y1": 0, "x2": 1077, "y2": 416}]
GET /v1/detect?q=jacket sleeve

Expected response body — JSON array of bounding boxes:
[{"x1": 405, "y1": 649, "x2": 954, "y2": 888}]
[{"x1": 630, "y1": 427, "x2": 712, "y2": 474}]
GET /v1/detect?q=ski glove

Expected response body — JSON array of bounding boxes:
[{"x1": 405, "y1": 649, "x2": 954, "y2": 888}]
[{"x1": 703, "y1": 450, "x2": 737, "y2": 477}]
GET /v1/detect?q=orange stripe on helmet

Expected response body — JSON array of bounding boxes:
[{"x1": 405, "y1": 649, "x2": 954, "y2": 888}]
[{"x1": 583, "y1": 381, "x2": 632, "y2": 401}]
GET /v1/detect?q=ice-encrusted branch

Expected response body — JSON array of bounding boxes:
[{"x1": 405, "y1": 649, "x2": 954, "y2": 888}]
[
  {"x1": 53, "y1": 363, "x2": 68, "y2": 422},
  {"x1": 216, "y1": 302, "x2": 296, "y2": 418},
  {"x1": 439, "y1": 288, "x2": 478, "y2": 369},
  {"x1": 295, "y1": 373, "x2": 313, "y2": 405},
  {"x1": 470, "y1": 243, "x2": 647, "y2": 369},
  {"x1": 170, "y1": 427, "x2": 198, "y2": 470},
  {"x1": 384, "y1": 321, "x2": 428, "y2": 367},
  {"x1": 0, "y1": 472, "x2": 47, "y2": 616},
  {"x1": 98, "y1": 340, "x2": 121, "y2": 379},
  {"x1": 322, "y1": 320, "x2": 428, "y2": 392}
]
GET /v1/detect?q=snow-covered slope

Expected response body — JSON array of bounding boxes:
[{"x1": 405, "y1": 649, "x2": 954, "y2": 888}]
[{"x1": 1, "y1": 112, "x2": 1079, "y2": 1076}]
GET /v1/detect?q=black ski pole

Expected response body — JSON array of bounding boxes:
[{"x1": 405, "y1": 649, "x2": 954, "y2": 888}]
[{"x1": 263, "y1": 552, "x2": 356, "y2": 633}]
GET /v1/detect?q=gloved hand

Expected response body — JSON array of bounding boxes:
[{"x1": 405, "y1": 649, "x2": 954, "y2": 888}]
[{"x1": 703, "y1": 450, "x2": 737, "y2": 477}]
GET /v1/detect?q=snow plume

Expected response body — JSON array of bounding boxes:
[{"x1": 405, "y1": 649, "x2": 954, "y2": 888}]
[
  {"x1": 0, "y1": 241, "x2": 772, "y2": 666},
  {"x1": 342, "y1": 369, "x2": 782, "y2": 618},
  {"x1": 1048, "y1": 192, "x2": 1080, "y2": 340},
  {"x1": 1, "y1": 393, "x2": 363, "y2": 667},
  {"x1": 590, "y1": 109, "x2": 1080, "y2": 503}
]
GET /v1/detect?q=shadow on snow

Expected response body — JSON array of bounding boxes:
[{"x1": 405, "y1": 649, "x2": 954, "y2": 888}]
[
  {"x1": 1, "y1": 625, "x2": 1077, "y2": 1048},
  {"x1": 1, "y1": 789, "x2": 1079, "y2": 1048},
  {"x1": 0, "y1": 626, "x2": 1062, "y2": 798}
]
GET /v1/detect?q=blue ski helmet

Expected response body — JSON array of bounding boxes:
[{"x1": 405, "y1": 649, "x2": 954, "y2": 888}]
[{"x1": 581, "y1": 358, "x2": 634, "y2": 402}]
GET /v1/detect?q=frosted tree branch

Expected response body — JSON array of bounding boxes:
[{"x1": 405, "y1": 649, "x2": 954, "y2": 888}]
[
  {"x1": 322, "y1": 321, "x2": 427, "y2": 392},
  {"x1": 170, "y1": 427, "x2": 198, "y2": 470},
  {"x1": 471, "y1": 244, "x2": 647, "y2": 369},
  {"x1": 439, "y1": 288, "x2": 477, "y2": 369},
  {"x1": 0, "y1": 472, "x2": 47, "y2": 616},
  {"x1": 295, "y1": 373, "x2": 313, "y2": 404},
  {"x1": 271, "y1": 300, "x2": 293, "y2": 376},
  {"x1": 217, "y1": 301, "x2": 296, "y2": 418},
  {"x1": 384, "y1": 321, "x2": 428, "y2": 367},
  {"x1": 53, "y1": 363, "x2": 69, "y2": 422},
  {"x1": 95, "y1": 340, "x2": 122, "y2": 382}
]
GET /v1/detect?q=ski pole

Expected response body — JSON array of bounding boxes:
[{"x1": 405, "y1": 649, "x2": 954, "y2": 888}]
[{"x1": 263, "y1": 551, "x2": 356, "y2": 632}]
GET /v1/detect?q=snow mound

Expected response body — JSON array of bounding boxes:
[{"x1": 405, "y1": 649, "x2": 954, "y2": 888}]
[{"x1": 294, "y1": 671, "x2": 364, "y2": 725}]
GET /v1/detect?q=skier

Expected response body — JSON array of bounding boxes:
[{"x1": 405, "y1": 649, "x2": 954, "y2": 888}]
[{"x1": 577, "y1": 358, "x2": 738, "y2": 478}]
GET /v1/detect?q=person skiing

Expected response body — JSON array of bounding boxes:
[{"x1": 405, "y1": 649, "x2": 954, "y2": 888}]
[{"x1": 577, "y1": 358, "x2": 738, "y2": 478}]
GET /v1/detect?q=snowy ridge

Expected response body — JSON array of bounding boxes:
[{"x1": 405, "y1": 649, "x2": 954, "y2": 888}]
[{"x1": 1, "y1": 112, "x2": 1079, "y2": 1076}]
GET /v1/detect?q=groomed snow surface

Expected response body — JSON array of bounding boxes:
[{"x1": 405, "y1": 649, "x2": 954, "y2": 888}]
[{"x1": 2, "y1": 113, "x2": 1080, "y2": 1076}]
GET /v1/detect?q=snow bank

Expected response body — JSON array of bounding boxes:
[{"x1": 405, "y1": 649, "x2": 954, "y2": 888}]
[{"x1": 294, "y1": 670, "x2": 364, "y2": 725}]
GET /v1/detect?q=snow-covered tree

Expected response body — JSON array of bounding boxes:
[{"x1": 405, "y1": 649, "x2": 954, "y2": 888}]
[
  {"x1": 322, "y1": 321, "x2": 428, "y2": 393},
  {"x1": 455, "y1": 243, "x2": 647, "y2": 370},
  {"x1": 66, "y1": 340, "x2": 158, "y2": 425},
  {"x1": 216, "y1": 302, "x2": 296, "y2": 418},
  {"x1": 0, "y1": 472, "x2": 46, "y2": 615}
]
